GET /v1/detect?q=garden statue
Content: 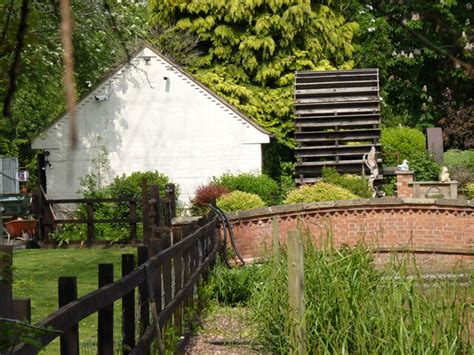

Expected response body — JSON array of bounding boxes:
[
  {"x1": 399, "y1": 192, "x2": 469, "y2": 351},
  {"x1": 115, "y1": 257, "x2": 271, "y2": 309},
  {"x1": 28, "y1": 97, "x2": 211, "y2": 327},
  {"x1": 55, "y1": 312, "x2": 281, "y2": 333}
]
[
  {"x1": 396, "y1": 160, "x2": 410, "y2": 171},
  {"x1": 362, "y1": 146, "x2": 379, "y2": 197},
  {"x1": 439, "y1": 166, "x2": 450, "y2": 182}
]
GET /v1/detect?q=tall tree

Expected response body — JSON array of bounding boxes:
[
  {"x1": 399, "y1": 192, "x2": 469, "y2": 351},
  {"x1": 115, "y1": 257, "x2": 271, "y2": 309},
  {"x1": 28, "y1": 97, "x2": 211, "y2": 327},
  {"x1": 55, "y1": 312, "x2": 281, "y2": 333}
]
[
  {"x1": 342, "y1": 1, "x2": 473, "y2": 148},
  {"x1": 0, "y1": 0, "x2": 146, "y2": 172}
]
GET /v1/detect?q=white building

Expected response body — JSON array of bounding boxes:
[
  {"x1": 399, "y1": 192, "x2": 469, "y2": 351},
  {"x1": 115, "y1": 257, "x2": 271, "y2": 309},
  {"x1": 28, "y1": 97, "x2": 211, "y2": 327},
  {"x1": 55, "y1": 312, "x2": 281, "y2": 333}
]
[{"x1": 32, "y1": 45, "x2": 270, "y2": 204}]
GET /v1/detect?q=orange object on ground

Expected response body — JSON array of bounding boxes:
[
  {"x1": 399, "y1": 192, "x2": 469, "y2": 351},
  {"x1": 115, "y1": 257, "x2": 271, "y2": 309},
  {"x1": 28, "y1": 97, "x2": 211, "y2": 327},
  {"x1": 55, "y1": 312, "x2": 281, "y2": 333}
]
[{"x1": 4, "y1": 219, "x2": 37, "y2": 238}]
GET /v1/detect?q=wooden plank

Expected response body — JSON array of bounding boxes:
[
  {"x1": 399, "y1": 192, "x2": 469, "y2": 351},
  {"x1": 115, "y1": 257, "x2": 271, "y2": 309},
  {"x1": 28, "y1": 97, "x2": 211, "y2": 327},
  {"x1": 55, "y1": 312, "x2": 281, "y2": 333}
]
[
  {"x1": 162, "y1": 256, "x2": 172, "y2": 307},
  {"x1": 296, "y1": 158, "x2": 382, "y2": 167},
  {"x1": 0, "y1": 245, "x2": 13, "y2": 318},
  {"x1": 296, "y1": 106, "x2": 379, "y2": 115},
  {"x1": 12, "y1": 298, "x2": 31, "y2": 322},
  {"x1": 86, "y1": 201, "x2": 94, "y2": 244},
  {"x1": 295, "y1": 95, "x2": 377, "y2": 104},
  {"x1": 142, "y1": 178, "x2": 151, "y2": 245},
  {"x1": 58, "y1": 277, "x2": 79, "y2": 355},
  {"x1": 296, "y1": 73, "x2": 377, "y2": 83},
  {"x1": 166, "y1": 184, "x2": 177, "y2": 220},
  {"x1": 98, "y1": 264, "x2": 114, "y2": 355},
  {"x1": 137, "y1": 246, "x2": 150, "y2": 355},
  {"x1": 295, "y1": 99, "x2": 379, "y2": 107},
  {"x1": 297, "y1": 68, "x2": 377, "y2": 75},
  {"x1": 12, "y1": 217, "x2": 218, "y2": 353},
  {"x1": 122, "y1": 254, "x2": 135, "y2": 354},
  {"x1": 45, "y1": 197, "x2": 136, "y2": 204},
  {"x1": 287, "y1": 230, "x2": 306, "y2": 355},
  {"x1": 173, "y1": 228, "x2": 183, "y2": 335},
  {"x1": 131, "y1": 222, "x2": 218, "y2": 354},
  {"x1": 130, "y1": 199, "x2": 137, "y2": 243},
  {"x1": 295, "y1": 81, "x2": 378, "y2": 90}
]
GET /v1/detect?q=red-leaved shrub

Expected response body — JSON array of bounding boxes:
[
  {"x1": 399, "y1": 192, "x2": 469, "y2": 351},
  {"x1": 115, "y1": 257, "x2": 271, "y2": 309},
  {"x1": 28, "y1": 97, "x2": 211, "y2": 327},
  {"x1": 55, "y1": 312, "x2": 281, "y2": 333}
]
[{"x1": 192, "y1": 183, "x2": 229, "y2": 208}]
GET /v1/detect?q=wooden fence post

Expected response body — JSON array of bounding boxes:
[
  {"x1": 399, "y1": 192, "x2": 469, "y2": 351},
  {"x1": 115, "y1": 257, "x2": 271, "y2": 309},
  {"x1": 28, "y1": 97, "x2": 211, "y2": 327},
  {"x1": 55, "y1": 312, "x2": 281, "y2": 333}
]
[
  {"x1": 86, "y1": 200, "x2": 94, "y2": 244},
  {"x1": 172, "y1": 228, "x2": 183, "y2": 336},
  {"x1": 129, "y1": 199, "x2": 137, "y2": 243},
  {"x1": 166, "y1": 183, "x2": 176, "y2": 221},
  {"x1": 141, "y1": 178, "x2": 151, "y2": 246},
  {"x1": 59, "y1": 277, "x2": 79, "y2": 355},
  {"x1": 122, "y1": 254, "x2": 135, "y2": 354},
  {"x1": 12, "y1": 298, "x2": 31, "y2": 322},
  {"x1": 272, "y1": 215, "x2": 280, "y2": 255},
  {"x1": 287, "y1": 230, "x2": 306, "y2": 355},
  {"x1": 0, "y1": 245, "x2": 13, "y2": 318},
  {"x1": 98, "y1": 264, "x2": 114, "y2": 355},
  {"x1": 137, "y1": 246, "x2": 150, "y2": 355},
  {"x1": 150, "y1": 185, "x2": 161, "y2": 232}
]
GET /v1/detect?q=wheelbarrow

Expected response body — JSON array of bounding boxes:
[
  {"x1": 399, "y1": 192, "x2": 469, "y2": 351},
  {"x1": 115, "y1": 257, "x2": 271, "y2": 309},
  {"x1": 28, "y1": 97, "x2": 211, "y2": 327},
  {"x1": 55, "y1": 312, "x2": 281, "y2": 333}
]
[{"x1": 3, "y1": 219, "x2": 38, "y2": 245}]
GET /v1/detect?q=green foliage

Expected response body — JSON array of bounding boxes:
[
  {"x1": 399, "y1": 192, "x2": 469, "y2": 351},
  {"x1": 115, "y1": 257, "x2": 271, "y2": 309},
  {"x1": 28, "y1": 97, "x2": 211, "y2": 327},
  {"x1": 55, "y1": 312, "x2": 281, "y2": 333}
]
[
  {"x1": 381, "y1": 127, "x2": 426, "y2": 166},
  {"x1": 322, "y1": 167, "x2": 372, "y2": 198},
  {"x1": 465, "y1": 182, "x2": 474, "y2": 200},
  {"x1": 284, "y1": 182, "x2": 358, "y2": 204},
  {"x1": 106, "y1": 171, "x2": 172, "y2": 200},
  {"x1": 52, "y1": 171, "x2": 175, "y2": 244},
  {"x1": 216, "y1": 191, "x2": 266, "y2": 212},
  {"x1": 0, "y1": 318, "x2": 56, "y2": 353},
  {"x1": 345, "y1": 2, "x2": 473, "y2": 147},
  {"x1": 213, "y1": 172, "x2": 279, "y2": 206},
  {"x1": 12, "y1": 248, "x2": 134, "y2": 353},
  {"x1": 444, "y1": 149, "x2": 474, "y2": 187},
  {"x1": 208, "y1": 263, "x2": 264, "y2": 306},
  {"x1": 382, "y1": 176, "x2": 396, "y2": 197},
  {"x1": 149, "y1": 0, "x2": 358, "y2": 146},
  {"x1": 410, "y1": 153, "x2": 441, "y2": 182},
  {"x1": 0, "y1": 1, "x2": 147, "y2": 178},
  {"x1": 251, "y1": 236, "x2": 472, "y2": 353}
]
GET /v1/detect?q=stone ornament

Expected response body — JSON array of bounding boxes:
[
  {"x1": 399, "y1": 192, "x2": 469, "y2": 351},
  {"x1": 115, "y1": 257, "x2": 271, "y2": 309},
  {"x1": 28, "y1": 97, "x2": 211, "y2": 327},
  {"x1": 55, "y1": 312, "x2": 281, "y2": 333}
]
[
  {"x1": 362, "y1": 146, "x2": 379, "y2": 198},
  {"x1": 396, "y1": 159, "x2": 410, "y2": 171},
  {"x1": 439, "y1": 166, "x2": 450, "y2": 182}
]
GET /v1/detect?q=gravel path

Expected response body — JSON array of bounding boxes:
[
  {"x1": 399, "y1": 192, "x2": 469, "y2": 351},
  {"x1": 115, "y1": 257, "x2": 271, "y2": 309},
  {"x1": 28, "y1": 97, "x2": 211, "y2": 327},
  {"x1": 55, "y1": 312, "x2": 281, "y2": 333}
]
[{"x1": 184, "y1": 307, "x2": 264, "y2": 354}]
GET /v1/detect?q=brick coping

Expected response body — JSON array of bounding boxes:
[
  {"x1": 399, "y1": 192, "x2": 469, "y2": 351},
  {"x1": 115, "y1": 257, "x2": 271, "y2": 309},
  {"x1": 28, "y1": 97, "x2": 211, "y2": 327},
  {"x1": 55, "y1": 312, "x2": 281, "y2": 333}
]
[{"x1": 225, "y1": 197, "x2": 473, "y2": 220}]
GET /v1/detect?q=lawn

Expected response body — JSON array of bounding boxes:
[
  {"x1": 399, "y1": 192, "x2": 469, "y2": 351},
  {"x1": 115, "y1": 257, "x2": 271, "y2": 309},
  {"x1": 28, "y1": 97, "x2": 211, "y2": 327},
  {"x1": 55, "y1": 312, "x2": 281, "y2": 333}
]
[{"x1": 12, "y1": 247, "x2": 135, "y2": 354}]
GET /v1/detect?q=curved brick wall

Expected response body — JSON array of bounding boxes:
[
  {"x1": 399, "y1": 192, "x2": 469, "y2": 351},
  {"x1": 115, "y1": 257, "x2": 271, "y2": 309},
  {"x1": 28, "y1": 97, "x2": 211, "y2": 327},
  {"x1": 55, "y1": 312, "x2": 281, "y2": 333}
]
[{"x1": 226, "y1": 198, "x2": 474, "y2": 272}]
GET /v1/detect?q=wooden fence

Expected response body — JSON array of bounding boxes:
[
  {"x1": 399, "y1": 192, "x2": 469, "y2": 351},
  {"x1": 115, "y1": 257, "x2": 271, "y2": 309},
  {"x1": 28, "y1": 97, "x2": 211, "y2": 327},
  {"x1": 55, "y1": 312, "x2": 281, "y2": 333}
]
[
  {"x1": 33, "y1": 181, "x2": 177, "y2": 244},
  {"x1": 2, "y1": 213, "x2": 218, "y2": 354}
]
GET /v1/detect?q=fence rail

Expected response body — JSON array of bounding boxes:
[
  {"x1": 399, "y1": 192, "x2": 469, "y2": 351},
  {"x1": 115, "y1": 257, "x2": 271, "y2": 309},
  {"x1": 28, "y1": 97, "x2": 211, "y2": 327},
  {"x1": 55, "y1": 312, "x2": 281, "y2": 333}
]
[
  {"x1": 33, "y1": 180, "x2": 176, "y2": 244},
  {"x1": 7, "y1": 213, "x2": 218, "y2": 354}
]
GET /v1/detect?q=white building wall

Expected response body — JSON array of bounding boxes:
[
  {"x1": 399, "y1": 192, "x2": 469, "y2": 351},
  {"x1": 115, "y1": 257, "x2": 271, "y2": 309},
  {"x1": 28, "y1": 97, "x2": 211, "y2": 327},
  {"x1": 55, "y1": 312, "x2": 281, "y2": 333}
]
[{"x1": 32, "y1": 47, "x2": 269, "y2": 205}]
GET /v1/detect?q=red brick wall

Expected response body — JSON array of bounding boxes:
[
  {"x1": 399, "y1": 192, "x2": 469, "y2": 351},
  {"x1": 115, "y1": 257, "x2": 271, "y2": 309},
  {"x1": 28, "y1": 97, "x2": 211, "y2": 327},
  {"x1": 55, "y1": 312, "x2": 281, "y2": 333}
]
[
  {"x1": 396, "y1": 171, "x2": 414, "y2": 198},
  {"x1": 225, "y1": 198, "x2": 474, "y2": 271}
]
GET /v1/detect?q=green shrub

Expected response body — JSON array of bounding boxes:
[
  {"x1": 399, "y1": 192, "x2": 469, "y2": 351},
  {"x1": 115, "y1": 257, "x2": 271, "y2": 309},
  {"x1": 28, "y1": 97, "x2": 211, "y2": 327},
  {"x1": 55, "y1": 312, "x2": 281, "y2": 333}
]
[
  {"x1": 216, "y1": 191, "x2": 266, "y2": 212},
  {"x1": 284, "y1": 182, "x2": 358, "y2": 204},
  {"x1": 251, "y1": 236, "x2": 472, "y2": 353},
  {"x1": 444, "y1": 149, "x2": 474, "y2": 187},
  {"x1": 381, "y1": 127, "x2": 426, "y2": 166},
  {"x1": 465, "y1": 182, "x2": 474, "y2": 199},
  {"x1": 208, "y1": 263, "x2": 264, "y2": 306},
  {"x1": 410, "y1": 153, "x2": 441, "y2": 181},
  {"x1": 53, "y1": 171, "x2": 176, "y2": 244},
  {"x1": 213, "y1": 172, "x2": 279, "y2": 205},
  {"x1": 322, "y1": 167, "x2": 372, "y2": 198}
]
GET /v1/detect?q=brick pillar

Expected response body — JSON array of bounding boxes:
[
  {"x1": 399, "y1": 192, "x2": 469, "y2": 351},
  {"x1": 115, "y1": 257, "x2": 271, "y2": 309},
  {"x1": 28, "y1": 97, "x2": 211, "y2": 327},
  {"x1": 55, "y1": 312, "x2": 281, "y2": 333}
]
[{"x1": 396, "y1": 171, "x2": 414, "y2": 198}]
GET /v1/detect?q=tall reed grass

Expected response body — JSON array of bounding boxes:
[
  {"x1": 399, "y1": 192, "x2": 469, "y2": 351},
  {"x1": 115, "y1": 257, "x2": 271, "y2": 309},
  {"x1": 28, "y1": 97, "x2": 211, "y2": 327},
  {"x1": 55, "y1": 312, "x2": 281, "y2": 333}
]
[{"x1": 250, "y1": 233, "x2": 473, "y2": 353}]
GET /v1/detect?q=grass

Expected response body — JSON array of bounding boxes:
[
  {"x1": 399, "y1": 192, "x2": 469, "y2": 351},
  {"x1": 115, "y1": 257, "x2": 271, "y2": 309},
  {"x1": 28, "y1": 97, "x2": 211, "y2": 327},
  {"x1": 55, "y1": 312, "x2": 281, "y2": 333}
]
[
  {"x1": 204, "y1": 240, "x2": 473, "y2": 354},
  {"x1": 250, "y1": 236, "x2": 474, "y2": 353},
  {"x1": 12, "y1": 247, "x2": 135, "y2": 354}
]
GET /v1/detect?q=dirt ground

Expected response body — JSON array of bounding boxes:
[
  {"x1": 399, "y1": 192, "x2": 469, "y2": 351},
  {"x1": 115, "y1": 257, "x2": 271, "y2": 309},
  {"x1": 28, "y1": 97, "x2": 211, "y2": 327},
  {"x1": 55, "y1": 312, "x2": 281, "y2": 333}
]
[{"x1": 184, "y1": 306, "x2": 265, "y2": 354}]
